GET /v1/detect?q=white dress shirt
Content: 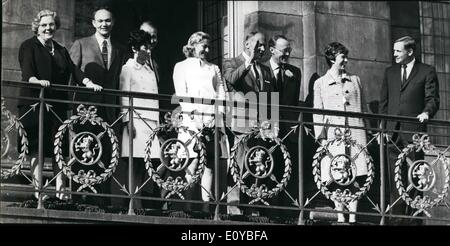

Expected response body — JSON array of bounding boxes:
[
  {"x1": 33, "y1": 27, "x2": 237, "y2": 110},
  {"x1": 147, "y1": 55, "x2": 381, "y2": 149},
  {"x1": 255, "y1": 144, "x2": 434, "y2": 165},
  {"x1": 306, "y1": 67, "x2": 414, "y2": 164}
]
[
  {"x1": 269, "y1": 58, "x2": 281, "y2": 77},
  {"x1": 401, "y1": 57, "x2": 415, "y2": 81}
]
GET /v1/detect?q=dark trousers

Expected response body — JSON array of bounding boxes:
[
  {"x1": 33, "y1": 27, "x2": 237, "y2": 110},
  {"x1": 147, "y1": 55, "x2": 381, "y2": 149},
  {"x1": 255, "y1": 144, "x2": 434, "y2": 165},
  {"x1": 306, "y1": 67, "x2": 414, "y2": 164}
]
[{"x1": 385, "y1": 133, "x2": 423, "y2": 225}]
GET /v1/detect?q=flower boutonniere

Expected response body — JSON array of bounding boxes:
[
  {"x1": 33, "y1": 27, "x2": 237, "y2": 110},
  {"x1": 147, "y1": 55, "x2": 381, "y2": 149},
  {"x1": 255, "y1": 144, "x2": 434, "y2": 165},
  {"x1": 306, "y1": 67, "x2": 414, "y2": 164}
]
[{"x1": 284, "y1": 69, "x2": 293, "y2": 78}]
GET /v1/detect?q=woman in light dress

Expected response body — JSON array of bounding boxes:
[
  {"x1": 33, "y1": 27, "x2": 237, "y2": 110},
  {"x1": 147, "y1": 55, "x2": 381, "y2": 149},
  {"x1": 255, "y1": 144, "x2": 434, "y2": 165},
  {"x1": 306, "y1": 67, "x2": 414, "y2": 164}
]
[
  {"x1": 313, "y1": 42, "x2": 369, "y2": 223},
  {"x1": 120, "y1": 30, "x2": 161, "y2": 208},
  {"x1": 173, "y1": 31, "x2": 228, "y2": 210}
]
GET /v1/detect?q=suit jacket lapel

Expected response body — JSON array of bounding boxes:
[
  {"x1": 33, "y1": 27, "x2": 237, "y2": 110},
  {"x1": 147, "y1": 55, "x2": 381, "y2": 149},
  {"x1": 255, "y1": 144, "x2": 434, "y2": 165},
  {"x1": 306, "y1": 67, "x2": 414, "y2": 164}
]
[
  {"x1": 90, "y1": 35, "x2": 106, "y2": 69},
  {"x1": 401, "y1": 60, "x2": 419, "y2": 91},
  {"x1": 110, "y1": 42, "x2": 118, "y2": 70}
]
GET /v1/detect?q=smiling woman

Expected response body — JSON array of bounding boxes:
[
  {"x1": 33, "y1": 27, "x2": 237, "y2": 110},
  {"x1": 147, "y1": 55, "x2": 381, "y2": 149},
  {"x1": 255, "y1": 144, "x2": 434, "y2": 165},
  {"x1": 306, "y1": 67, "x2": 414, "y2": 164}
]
[
  {"x1": 17, "y1": 9, "x2": 93, "y2": 201},
  {"x1": 172, "y1": 31, "x2": 229, "y2": 211}
]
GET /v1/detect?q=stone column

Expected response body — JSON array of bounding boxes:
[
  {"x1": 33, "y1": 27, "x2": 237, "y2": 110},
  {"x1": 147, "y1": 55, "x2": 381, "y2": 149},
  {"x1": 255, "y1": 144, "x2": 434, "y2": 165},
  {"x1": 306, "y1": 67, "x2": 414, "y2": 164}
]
[
  {"x1": 1, "y1": 0, "x2": 75, "y2": 156},
  {"x1": 2, "y1": 0, "x2": 75, "y2": 82},
  {"x1": 238, "y1": 1, "x2": 391, "y2": 104}
]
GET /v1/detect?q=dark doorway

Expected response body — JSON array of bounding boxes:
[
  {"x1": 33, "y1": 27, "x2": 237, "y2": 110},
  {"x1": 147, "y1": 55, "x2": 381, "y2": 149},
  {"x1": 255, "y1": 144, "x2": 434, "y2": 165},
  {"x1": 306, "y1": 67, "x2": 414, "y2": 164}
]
[
  {"x1": 113, "y1": 0, "x2": 199, "y2": 101},
  {"x1": 75, "y1": 0, "x2": 199, "y2": 101}
]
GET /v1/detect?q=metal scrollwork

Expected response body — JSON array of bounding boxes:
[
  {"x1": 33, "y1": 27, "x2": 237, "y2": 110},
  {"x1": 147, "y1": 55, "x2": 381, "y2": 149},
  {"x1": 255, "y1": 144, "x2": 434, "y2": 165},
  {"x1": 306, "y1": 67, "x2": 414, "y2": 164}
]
[
  {"x1": 229, "y1": 121, "x2": 292, "y2": 205},
  {"x1": 144, "y1": 112, "x2": 206, "y2": 199},
  {"x1": 54, "y1": 104, "x2": 119, "y2": 193},
  {"x1": 394, "y1": 134, "x2": 449, "y2": 216},
  {"x1": 1, "y1": 98, "x2": 28, "y2": 179},
  {"x1": 312, "y1": 128, "x2": 375, "y2": 204}
]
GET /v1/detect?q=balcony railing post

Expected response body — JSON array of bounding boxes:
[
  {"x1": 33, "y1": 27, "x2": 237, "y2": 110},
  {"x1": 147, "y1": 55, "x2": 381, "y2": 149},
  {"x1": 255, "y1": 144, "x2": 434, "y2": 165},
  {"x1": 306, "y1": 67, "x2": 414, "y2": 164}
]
[
  {"x1": 298, "y1": 113, "x2": 305, "y2": 225},
  {"x1": 379, "y1": 120, "x2": 386, "y2": 225},
  {"x1": 128, "y1": 96, "x2": 135, "y2": 215},
  {"x1": 214, "y1": 102, "x2": 220, "y2": 220},
  {"x1": 37, "y1": 88, "x2": 45, "y2": 209}
]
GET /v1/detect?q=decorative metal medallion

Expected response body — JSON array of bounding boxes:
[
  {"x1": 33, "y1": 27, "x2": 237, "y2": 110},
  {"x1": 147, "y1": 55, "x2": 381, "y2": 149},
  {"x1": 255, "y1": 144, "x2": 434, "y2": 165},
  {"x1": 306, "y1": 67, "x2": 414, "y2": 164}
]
[
  {"x1": 329, "y1": 154, "x2": 357, "y2": 186},
  {"x1": 229, "y1": 121, "x2": 291, "y2": 205},
  {"x1": 71, "y1": 132, "x2": 102, "y2": 166},
  {"x1": 160, "y1": 138, "x2": 190, "y2": 172},
  {"x1": 244, "y1": 146, "x2": 274, "y2": 179},
  {"x1": 54, "y1": 105, "x2": 119, "y2": 193},
  {"x1": 1, "y1": 97, "x2": 28, "y2": 179},
  {"x1": 394, "y1": 134, "x2": 449, "y2": 216},
  {"x1": 312, "y1": 128, "x2": 374, "y2": 204},
  {"x1": 145, "y1": 112, "x2": 206, "y2": 199},
  {"x1": 408, "y1": 160, "x2": 436, "y2": 192}
]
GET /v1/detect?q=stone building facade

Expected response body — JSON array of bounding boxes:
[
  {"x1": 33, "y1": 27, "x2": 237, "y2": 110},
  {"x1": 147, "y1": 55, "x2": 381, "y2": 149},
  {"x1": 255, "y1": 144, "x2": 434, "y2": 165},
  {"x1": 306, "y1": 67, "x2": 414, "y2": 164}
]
[{"x1": 1, "y1": 0, "x2": 449, "y2": 222}]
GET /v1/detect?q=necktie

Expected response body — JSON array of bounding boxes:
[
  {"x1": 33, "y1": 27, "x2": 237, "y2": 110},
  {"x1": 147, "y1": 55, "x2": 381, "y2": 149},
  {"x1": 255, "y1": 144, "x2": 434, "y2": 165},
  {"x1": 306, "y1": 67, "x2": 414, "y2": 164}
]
[
  {"x1": 402, "y1": 64, "x2": 407, "y2": 86},
  {"x1": 252, "y1": 63, "x2": 261, "y2": 90},
  {"x1": 101, "y1": 40, "x2": 108, "y2": 69},
  {"x1": 276, "y1": 65, "x2": 284, "y2": 91}
]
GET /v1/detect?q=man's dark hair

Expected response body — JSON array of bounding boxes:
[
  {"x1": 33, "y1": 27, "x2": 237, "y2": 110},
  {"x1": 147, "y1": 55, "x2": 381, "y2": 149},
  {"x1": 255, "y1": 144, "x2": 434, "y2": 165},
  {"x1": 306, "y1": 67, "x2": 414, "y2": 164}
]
[
  {"x1": 268, "y1": 35, "x2": 288, "y2": 48},
  {"x1": 395, "y1": 36, "x2": 416, "y2": 52},
  {"x1": 92, "y1": 5, "x2": 114, "y2": 20},
  {"x1": 324, "y1": 42, "x2": 349, "y2": 67}
]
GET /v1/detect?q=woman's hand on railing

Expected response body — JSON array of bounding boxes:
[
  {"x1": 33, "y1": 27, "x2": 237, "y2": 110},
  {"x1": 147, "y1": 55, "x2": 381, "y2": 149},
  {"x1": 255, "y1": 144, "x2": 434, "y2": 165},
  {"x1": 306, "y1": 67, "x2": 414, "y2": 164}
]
[{"x1": 29, "y1": 77, "x2": 50, "y2": 87}]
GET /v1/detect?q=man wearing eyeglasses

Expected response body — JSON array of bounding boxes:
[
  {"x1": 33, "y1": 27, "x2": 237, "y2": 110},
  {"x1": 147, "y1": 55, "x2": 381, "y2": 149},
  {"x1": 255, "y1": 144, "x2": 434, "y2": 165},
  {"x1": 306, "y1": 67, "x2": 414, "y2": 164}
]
[{"x1": 266, "y1": 35, "x2": 303, "y2": 218}]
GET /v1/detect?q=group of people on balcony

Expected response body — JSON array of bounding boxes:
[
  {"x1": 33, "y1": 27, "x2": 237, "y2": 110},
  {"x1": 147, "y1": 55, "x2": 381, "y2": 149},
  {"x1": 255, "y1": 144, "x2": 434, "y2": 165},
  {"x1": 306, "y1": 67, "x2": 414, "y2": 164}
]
[{"x1": 16, "y1": 6, "x2": 440, "y2": 225}]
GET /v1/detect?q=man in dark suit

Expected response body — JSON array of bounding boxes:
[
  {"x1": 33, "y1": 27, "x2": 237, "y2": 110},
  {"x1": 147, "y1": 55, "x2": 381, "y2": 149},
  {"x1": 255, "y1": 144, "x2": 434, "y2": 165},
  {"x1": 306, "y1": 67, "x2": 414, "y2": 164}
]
[
  {"x1": 70, "y1": 6, "x2": 127, "y2": 124},
  {"x1": 69, "y1": 6, "x2": 127, "y2": 207},
  {"x1": 265, "y1": 35, "x2": 303, "y2": 217},
  {"x1": 139, "y1": 21, "x2": 160, "y2": 85},
  {"x1": 379, "y1": 36, "x2": 440, "y2": 224},
  {"x1": 222, "y1": 31, "x2": 276, "y2": 215}
]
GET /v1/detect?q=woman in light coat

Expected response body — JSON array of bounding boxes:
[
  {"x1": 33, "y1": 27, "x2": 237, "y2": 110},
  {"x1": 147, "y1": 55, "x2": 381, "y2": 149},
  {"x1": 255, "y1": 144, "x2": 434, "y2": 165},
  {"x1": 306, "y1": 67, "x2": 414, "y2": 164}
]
[
  {"x1": 313, "y1": 42, "x2": 369, "y2": 223},
  {"x1": 120, "y1": 30, "x2": 161, "y2": 208},
  {"x1": 173, "y1": 31, "x2": 228, "y2": 210}
]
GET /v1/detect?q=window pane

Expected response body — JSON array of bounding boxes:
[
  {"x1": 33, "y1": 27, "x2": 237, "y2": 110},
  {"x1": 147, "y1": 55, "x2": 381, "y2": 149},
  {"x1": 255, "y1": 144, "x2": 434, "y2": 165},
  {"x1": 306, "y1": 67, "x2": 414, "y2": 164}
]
[
  {"x1": 423, "y1": 35, "x2": 434, "y2": 53},
  {"x1": 422, "y1": 2, "x2": 433, "y2": 17},
  {"x1": 422, "y1": 17, "x2": 433, "y2": 35}
]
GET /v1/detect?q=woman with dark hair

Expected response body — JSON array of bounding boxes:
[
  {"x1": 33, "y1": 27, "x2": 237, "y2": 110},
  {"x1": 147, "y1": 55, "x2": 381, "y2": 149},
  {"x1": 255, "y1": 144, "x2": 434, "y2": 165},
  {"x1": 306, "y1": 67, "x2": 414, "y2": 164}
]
[
  {"x1": 119, "y1": 30, "x2": 161, "y2": 208},
  {"x1": 312, "y1": 42, "x2": 369, "y2": 223},
  {"x1": 172, "y1": 31, "x2": 228, "y2": 211},
  {"x1": 18, "y1": 9, "x2": 97, "y2": 200}
]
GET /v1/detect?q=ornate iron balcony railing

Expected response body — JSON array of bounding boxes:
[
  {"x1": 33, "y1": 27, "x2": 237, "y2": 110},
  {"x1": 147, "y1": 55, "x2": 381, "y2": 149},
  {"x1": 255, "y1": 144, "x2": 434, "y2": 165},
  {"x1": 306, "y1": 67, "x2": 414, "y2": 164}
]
[{"x1": 1, "y1": 80, "x2": 449, "y2": 225}]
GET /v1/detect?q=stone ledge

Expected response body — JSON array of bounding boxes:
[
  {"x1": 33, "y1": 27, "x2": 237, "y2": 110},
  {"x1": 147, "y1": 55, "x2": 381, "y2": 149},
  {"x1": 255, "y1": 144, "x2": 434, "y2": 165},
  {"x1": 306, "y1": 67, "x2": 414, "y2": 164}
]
[{"x1": 0, "y1": 206, "x2": 274, "y2": 225}]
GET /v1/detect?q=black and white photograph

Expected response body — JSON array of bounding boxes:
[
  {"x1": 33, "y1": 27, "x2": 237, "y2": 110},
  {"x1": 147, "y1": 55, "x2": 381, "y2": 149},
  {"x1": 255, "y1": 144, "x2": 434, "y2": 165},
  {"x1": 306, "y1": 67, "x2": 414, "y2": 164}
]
[{"x1": 1, "y1": 0, "x2": 449, "y2": 237}]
